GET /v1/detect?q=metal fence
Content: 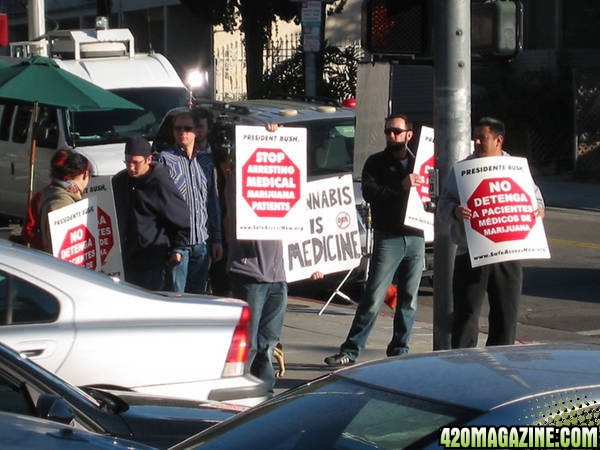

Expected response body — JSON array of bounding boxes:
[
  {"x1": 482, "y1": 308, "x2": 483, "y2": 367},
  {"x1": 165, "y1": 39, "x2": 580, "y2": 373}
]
[
  {"x1": 574, "y1": 69, "x2": 600, "y2": 178},
  {"x1": 214, "y1": 33, "x2": 361, "y2": 101},
  {"x1": 214, "y1": 32, "x2": 301, "y2": 101}
]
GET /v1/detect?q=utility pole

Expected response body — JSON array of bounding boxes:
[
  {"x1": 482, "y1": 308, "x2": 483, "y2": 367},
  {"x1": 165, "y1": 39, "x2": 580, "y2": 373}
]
[
  {"x1": 301, "y1": 1, "x2": 325, "y2": 97},
  {"x1": 432, "y1": 0, "x2": 472, "y2": 350},
  {"x1": 28, "y1": 0, "x2": 45, "y2": 40}
]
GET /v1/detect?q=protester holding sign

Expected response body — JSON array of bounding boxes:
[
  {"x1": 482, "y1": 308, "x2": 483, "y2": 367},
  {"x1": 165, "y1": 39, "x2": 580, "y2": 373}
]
[
  {"x1": 438, "y1": 117, "x2": 545, "y2": 348},
  {"x1": 39, "y1": 149, "x2": 91, "y2": 254},
  {"x1": 112, "y1": 137, "x2": 190, "y2": 290},
  {"x1": 324, "y1": 113, "x2": 425, "y2": 367},
  {"x1": 225, "y1": 122, "x2": 290, "y2": 396}
]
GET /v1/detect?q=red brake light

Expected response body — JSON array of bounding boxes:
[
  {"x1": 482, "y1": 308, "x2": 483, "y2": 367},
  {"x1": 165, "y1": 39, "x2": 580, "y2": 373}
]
[{"x1": 225, "y1": 305, "x2": 250, "y2": 365}]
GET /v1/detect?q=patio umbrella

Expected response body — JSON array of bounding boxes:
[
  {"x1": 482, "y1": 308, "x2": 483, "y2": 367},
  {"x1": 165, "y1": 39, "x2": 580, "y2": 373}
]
[{"x1": 0, "y1": 56, "x2": 143, "y2": 207}]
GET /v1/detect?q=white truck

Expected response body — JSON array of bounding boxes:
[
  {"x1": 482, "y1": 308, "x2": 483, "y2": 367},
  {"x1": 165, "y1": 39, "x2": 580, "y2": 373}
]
[{"x1": 0, "y1": 27, "x2": 189, "y2": 222}]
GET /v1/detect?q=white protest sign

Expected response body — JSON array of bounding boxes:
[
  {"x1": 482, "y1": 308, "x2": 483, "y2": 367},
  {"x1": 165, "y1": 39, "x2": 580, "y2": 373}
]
[
  {"x1": 235, "y1": 125, "x2": 307, "y2": 239},
  {"x1": 84, "y1": 176, "x2": 123, "y2": 278},
  {"x1": 455, "y1": 156, "x2": 550, "y2": 267},
  {"x1": 49, "y1": 197, "x2": 100, "y2": 270},
  {"x1": 283, "y1": 174, "x2": 362, "y2": 282},
  {"x1": 405, "y1": 126, "x2": 435, "y2": 241}
]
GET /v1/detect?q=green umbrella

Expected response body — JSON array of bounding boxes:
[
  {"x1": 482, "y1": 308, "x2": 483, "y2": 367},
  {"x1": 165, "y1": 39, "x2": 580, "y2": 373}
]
[
  {"x1": 0, "y1": 56, "x2": 143, "y2": 209},
  {"x1": 0, "y1": 56, "x2": 142, "y2": 110}
]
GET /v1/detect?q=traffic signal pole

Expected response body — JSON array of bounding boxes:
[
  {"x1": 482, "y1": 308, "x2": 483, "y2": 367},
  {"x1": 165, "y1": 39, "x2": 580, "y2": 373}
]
[{"x1": 432, "y1": 0, "x2": 472, "y2": 350}]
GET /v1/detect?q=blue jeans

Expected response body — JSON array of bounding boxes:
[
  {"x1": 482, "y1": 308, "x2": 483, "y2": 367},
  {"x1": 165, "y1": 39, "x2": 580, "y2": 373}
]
[
  {"x1": 340, "y1": 230, "x2": 425, "y2": 360},
  {"x1": 169, "y1": 243, "x2": 210, "y2": 294},
  {"x1": 231, "y1": 275, "x2": 288, "y2": 395}
]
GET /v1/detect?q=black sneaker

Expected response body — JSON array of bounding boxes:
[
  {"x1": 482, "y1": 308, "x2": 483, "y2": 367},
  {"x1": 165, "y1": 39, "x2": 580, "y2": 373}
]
[{"x1": 324, "y1": 353, "x2": 355, "y2": 367}]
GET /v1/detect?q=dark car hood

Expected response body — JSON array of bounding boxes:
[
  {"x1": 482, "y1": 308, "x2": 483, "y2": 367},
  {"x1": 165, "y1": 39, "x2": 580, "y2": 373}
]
[{"x1": 108, "y1": 390, "x2": 242, "y2": 448}]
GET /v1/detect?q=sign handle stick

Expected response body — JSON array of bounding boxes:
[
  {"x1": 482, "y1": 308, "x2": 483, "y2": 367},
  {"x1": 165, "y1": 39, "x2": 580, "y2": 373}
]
[{"x1": 317, "y1": 268, "x2": 357, "y2": 316}]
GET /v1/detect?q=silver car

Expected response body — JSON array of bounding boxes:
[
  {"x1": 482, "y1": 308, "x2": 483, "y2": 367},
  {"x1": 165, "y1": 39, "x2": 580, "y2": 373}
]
[{"x1": 0, "y1": 239, "x2": 267, "y2": 406}]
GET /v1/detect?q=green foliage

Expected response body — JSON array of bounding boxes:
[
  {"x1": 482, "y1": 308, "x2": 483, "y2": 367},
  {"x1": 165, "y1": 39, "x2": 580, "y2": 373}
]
[
  {"x1": 263, "y1": 43, "x2": 359, "y2": 103},
  {"x1": 180, "y1": 0, "x2": 347, "y2": 98}
]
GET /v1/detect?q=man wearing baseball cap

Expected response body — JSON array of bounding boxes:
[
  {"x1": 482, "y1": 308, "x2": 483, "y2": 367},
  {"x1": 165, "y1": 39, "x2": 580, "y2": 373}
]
[{"x1": 112, "y1": 136, "x2": 190, "y2": 290}]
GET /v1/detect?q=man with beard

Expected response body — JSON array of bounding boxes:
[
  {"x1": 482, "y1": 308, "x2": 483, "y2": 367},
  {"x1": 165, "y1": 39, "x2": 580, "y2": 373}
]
[{"x1": 324, "y1": 113, "x2": 425, "y2": 367}]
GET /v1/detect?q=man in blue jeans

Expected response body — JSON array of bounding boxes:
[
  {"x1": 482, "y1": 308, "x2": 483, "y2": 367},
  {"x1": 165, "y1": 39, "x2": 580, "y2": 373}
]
[
  {"x1": 325, "y1": 113, "x2": 425, "y2": 367},
  {"x1": 159, "y1": 110, "x2": 223, "y2": 293},
  {"x1": 228, "y1": 240, "x2": 287, "y2": 396}
]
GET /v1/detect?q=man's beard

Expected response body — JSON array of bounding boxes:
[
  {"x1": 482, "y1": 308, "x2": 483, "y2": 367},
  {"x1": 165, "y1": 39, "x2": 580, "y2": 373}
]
[{"x1": 386, "y1": 142, "x2": 407, "y2": 153}]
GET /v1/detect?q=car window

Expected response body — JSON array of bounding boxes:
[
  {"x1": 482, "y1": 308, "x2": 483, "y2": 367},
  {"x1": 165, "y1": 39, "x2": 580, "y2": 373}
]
[
  {"x1": 70, "y1": 87, "x2": 189, "y2": 146},
  {"x1": 0, "y1": 370, "x2": 36, "y2": 416},
  {"x1": 301, "y1": 120, "x2": 355, "y2": 176},
  {"x1": 12, "y1": 104, "x2": 32, "y2": 144},
  {"x1": 0, "y1": 103, "x2": 15, "y2": 141},
  {"x1": 0, "y1": 271, "x2": 59, "y2": 325},
  {"x1": 36, "y1": 106, "x2": 59, "y2": 149},
  {"x1": 187, "y1": 378, "x2": 471, "y2": 449}
]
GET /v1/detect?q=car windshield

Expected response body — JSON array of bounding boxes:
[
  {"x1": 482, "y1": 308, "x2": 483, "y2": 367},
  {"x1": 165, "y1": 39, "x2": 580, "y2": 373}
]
[
  {"x1": 180, "y1": 377, "x2": 473, "y2": 449},
  {"x1": 297, "y1": 119, "x2": 355, "y2": 177},
  {"x1": 68, "y1": 87, "x2": 189, "y2": 146}
]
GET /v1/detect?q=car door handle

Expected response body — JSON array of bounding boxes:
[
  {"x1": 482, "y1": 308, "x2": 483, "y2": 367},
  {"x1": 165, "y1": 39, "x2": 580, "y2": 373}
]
[{"x1": 20, "y1": 349, "x2": 44, "y2": 357}]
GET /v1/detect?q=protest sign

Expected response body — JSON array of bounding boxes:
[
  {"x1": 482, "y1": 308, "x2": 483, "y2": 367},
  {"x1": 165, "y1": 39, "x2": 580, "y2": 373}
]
[
  {"x1": 405, "y1": 126, "x2": 434, "y2": 241},
  {"x1": 83, "y1": 176, "x2": 123, "y2": 278},
  {"x1": 283, "y1": 174, "x2": 362, "y2": 282},
  {"x1": 49, "y1": 197, "x2": 100, "y2": 270},
  {"x1": 455, "y1": 156, "x2": 550, "y2": 267},
  {"x1": 235, "y1": 125, "x2": 307, "y2": 239}
]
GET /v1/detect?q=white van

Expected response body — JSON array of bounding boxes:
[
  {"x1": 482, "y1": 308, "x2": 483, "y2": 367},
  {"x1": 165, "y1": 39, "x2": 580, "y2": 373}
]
[{"x1": 0, "y1": 28, "x2": 189, "y2": 221}]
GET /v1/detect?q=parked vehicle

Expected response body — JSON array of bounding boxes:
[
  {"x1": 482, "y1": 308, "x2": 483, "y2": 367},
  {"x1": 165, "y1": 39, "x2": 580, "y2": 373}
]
[
  {"x1": 0, "y1": 410, "x2": 154, "y2": 450},
  {"x1": 0, "y1": 239, "x2": 267, "y2": 406},
  {"x1": 171, "y1": 343, "x2": 600, "y2": 449},
  {"x1": 0, "y1": 26, "x2": 189, "y2": 222},
  {"x1": 0, "y1": 342, "x2": 239, "y2": 448}
]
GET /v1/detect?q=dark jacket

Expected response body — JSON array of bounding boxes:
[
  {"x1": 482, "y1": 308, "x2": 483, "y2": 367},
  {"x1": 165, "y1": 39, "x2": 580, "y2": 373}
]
[
  {"x1": 227, "y1": 239, "x2": 286, "y2": 283},
  {"x1": 112, "y1": 162, "x2": 190, "y2": 272},
  {"x1": 362, "y1": 147, "x2": 424, "y2": 237},
  {"x1": 223, "y1": 172, "x2": 286, "y2": 283}
]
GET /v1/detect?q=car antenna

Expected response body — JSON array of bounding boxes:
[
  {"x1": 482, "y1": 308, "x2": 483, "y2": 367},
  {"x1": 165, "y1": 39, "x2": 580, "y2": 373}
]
[{"x1": 146, "y1": 9, "x2": 154, "y2": 54}]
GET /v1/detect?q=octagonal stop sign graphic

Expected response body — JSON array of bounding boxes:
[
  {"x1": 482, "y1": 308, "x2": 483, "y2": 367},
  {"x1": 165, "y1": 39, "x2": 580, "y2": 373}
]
[
  {"x1": 418, "y1": 155, "x2": 435, "y2": 204},
  {"x1": 59, "y1": 224, "x2": 97, "y2": 270},
  {"x1": 97, "y1": 207, "x2": 113, "y2": 265},
  {"x1": 242, "y1": 148, "x2": 301, "y2": 218},
  {"x1": 467, "y1": 177, "x2": 536, "y2": 243}
]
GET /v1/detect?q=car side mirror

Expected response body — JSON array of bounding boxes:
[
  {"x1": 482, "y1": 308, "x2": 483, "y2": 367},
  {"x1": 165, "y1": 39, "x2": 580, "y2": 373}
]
[{"x1": 36, "y1": 393, "x2": 75, "y2": 425}]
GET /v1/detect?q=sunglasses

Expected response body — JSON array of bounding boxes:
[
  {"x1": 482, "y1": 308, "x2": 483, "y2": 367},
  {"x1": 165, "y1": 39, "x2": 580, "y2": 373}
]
[
  {"x1": 174, "y1": 125, "x2": 195, "y2": 132},
  {"x1": 384, "y1": 127, "x2": 410, "y2": 135}
]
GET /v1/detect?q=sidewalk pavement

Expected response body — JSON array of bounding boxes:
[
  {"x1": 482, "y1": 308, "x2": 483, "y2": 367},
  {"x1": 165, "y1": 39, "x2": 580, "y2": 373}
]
[
  {"x1": 275, "y1": 283, "x2": 486, "y2": 394},
  {"x1": 275, "y1": 173, "x2": 600, "y2": 394},
  {"x1": 535, "y1": 173, "x2": 600, "y2": 211}
]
